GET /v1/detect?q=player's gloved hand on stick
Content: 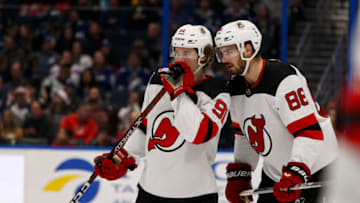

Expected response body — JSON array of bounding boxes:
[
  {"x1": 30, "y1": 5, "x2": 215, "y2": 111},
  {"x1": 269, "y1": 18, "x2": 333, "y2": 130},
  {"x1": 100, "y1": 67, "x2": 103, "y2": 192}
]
[
  {"x1": 159, "y1": 61, "x2": 196, "y2": 100},
  {"x1": 225, "y1": 162, "x2": 253, "y2": 203},
  {"x1": 94, "y1": 148, "x2": 137, "y2": 180},
  {"x1": 273, "y1": 162, "x2": 311, "y2": 202}
]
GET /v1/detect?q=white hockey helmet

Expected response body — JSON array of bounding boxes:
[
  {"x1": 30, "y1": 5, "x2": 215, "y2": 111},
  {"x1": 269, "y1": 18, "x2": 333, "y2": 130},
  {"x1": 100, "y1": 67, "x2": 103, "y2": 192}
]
[
  {"x1": 170, "y1": 24, "x2": 213, "y2": 70},
  {"x1": 215, "y1": 20, "x2": 262, "y2": 76}
]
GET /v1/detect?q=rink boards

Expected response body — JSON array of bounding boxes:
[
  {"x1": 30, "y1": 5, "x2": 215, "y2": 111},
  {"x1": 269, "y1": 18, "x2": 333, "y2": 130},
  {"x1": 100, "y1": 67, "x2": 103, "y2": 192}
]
[{"x1": 0, "y1": 146, "x2": 262, "y2": 203}]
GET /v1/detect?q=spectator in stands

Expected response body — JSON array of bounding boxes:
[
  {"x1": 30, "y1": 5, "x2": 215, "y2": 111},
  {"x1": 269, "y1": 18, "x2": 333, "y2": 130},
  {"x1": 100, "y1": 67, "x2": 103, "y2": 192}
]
[
  {"x1": 51, "y1": 128, "x2": 75, "y2": 147},
  {"x1": 19, "y1": 24, "x2": 34, "y2": 55},
  {"x1": 132, "y1": 40, "x2": 151, "y2": 69},
  {"x1": 115, "y1": 50, "x2": 151, "y2": 93},
  {"x1": 127, "y1": 0, "x2": 160, "y2": 30},
  {"x1": 3, "y1": 61, "x2": 27, "y2": 92},
  {"x1": 10, "y1": 86, "x2": 30, "y2": 126},
  {"x1": 169, "y1": 0, "x2": 193, "y2": 32},
  {"x1": 116, "y1": 110, "x2": 139, "y2": 141},
  {"x1": 117, "y1": 90, "x2": 140, "y2": 130},
  {"x1": 42, "y1": 62, "x2": 72, "y2": 100},
  {"x1": 49, "y1": 50, "x2": 73, "y2": 79},
  {"x1": 86, "y1": 87, "x2": 104, "y2": 107},
  {"x1": 77, "y1": 69, "x2": 96, "y2": 98},
  {"x1": 262, "y1": 0, "x2": 282, "y2": 21},
  {"x1": 71, "y1": 41, "x2": 93, "y2": 83},
  {"x1": 190, "y1": 0, "x2": 221, "y2": 33},
  {"x1": 289, "y1": 0, "x2": 306, "y2": 36},
  {"x1": 145, "y1": 22, "x2": 162, "y2": 68},
  {"x1": 64, "y1": 80, "x2": 81, "y2": 111},
  {"x1": 0, "y1": 109, "x2": 23, "y2": 145},
  {"x1": 101, "y1": 39, "x2": 118, "y2": 69},
  {"x1": 255, "y1": 3, "x2": 280, "y2": 59},
  {"x1": 24, "y1": 84, "x2": 38, "y2": 104},
  {"x1": 91, "y1": 130, "x2": 114, "y2": 146},
  {"x1": 222, "y1": 0, "x2": 253, "y2": 22},
  {"x1": 47, "y1": 89, "x2": 71, "y2": 131},
  {"x1": 92, "y1": 50, "x2": 115, "y2": 97},
  {"x1": 86, "y1": 22, "x2": 105, "y2": 55},
  {"x1": 23, "y1": 100, "x2": 55, "y2": 143},
  {"x1": 99, "y1": 0, "x2": 130, "y2": 32},
  {"x1": 0, "y1": 35, "x2": 26, "y2": 81},
  {"x1": 56, "y1": 26, "x2": 74, "y2": 52},
  {"x1": 65, "y1": 9, "x2": 89, "y2": 40},
  {"x1": 92, "y1": 108, "x2": 110, "y2": 132},
  {"x1": 27, "y1": 55, "x2": 43, "y2": 89},
  {"x1": 0, "y1": 76, "x2": 7, "y2": 114},
  {"x1": 59, "y1": 103, "x2": 98, "y2": 145},
  {"x1": 36, "y1": 35, "x2": 59, "y2": 76}
]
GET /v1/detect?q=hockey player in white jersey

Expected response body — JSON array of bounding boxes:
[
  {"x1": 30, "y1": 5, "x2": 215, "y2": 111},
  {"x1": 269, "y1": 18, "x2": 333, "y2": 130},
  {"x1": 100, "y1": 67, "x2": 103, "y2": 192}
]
[
  {"x1": 214, "y1": 20, "x2": 338, "y2": 203},
  {"x1": 93, "y1": 24, "x2": 232, "y2": 203}
]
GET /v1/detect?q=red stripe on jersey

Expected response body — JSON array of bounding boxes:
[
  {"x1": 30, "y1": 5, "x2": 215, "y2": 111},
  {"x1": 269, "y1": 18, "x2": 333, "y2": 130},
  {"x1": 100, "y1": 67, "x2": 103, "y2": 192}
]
[
  {"x1": 142, "y1": 116, "x2": 147, "y2": 127},
  {"x1": 193, "y1": 113, "x2": 219, "y2": 144},
  {"x1": 232, "y1": 121, "x2": 240, "y2": 129},
  {"x1": 287, "y1": 113, "x2": 317, "y2": 133},
  {"x1": 245, "y1": 59, "x2": 266, "y2": 88},
  {"x1": 287, "y1": 113, "x2": 324, "y2": 140},
  {"x1": 295, "y1": 130, "x2": 324, "y2": 140},
  {"x1": 232, "y1": 121, "x2": 243, "y2": 136}
]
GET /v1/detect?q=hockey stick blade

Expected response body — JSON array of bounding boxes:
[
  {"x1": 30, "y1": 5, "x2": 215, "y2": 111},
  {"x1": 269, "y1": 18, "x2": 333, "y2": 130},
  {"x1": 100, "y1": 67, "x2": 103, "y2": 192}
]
[
  {"x1": 239, "y1": 181, "x2": 328, "y2": 197},
  {"x1": 69, "y1": 88, "x2": 166, "y2": 203}
]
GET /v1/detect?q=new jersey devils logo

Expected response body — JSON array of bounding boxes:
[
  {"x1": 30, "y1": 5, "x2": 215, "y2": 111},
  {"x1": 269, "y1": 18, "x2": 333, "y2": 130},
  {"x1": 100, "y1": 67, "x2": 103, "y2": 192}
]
[
  {"x1": 243, "y1": 114, "x2": 272, "y2": 156},
  {"x1": 148, "y1": 111, "x2": 185, "y2": 152}
]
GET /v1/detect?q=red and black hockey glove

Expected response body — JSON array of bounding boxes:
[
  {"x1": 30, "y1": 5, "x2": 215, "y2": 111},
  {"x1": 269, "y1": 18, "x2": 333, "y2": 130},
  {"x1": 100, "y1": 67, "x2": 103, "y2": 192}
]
[
  {"x1": 273, "y1": 162, "x2": 311, "y2": 202},
  {"x1": 225, "y1": 163, "x2": 253, "y2": 203},
  {"x1": 159, "y1": 62, "x2": 196, "y2": 101},
  {"x1": 93, "y1": 148, "x2": 137, "y2": 181}
]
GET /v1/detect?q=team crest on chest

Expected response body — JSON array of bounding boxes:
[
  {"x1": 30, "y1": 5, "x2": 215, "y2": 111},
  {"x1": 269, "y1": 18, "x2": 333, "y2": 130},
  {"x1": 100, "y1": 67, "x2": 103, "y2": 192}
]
[
  {"x1": 243, "y1": 114, "x2": 272, "y2": 156},
  {"x1": 148, "y1": 110, "x2": 185, "y2": 152}
]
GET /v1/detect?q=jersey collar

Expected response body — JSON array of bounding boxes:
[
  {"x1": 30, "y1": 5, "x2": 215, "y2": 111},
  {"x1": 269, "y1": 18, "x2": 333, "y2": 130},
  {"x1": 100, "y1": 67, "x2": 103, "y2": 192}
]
[
  {"x1": 194, "y1": 75, "x2": 211, "y2": 86},
  {"x1": 245, "y1": 59, "x2": 266, "y2": 89}
]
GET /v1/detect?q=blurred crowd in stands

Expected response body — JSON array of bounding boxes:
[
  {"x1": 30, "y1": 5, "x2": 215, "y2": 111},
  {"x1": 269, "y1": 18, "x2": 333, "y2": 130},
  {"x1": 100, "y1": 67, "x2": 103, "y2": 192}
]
[{"x1": 0, "y1": 0, "x2": 306, "y2": 148}]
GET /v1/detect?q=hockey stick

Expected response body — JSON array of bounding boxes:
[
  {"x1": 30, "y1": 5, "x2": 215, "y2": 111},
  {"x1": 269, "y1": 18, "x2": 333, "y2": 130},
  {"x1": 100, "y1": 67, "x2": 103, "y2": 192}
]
[
  {"x1": 239, "y1": 181, "x2": 327, "y2": 197},
  {"x1": 69, "y1": 88, "x2": 166, "y2": 203}
]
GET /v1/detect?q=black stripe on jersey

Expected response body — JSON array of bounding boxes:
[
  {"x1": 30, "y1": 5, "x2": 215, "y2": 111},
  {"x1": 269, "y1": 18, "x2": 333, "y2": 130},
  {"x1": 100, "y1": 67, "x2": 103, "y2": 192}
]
[
  {"x1": 219, "y1": 115, "x2": 235, "y2": 148},
  {"x1": 149, "y1": 72, "x2": 163, "y2": 85},
  {"x1": 228, "y1": 60, "x2": 297, "y2": 96},
  {"x1": 138, "y1": 123, "x2": 147, "y2": 134},
  {"x1": 194, "y1": 77, "x2": 229, "y2": 99},
  {"x1": 293, "y1": 123, "x2": 322, "y2": 137},
  {"x1": 203, "y1": 117, "x2": 213, "y2": 142},
  {"x1": 233, "y1": 126, "x2": 242, "y2": 133}
]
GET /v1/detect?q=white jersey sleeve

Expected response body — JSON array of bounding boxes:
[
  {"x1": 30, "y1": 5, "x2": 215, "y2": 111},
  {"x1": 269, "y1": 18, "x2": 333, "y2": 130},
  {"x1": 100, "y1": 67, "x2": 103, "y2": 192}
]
[
  {"x1": 170, "y1": 83, "x2": 231, "y2": 145},
  {"x1": 124, "y1": 74, "x2": 161, "y2": 160},
  {"x1": 274, "y1": 67, "x2": 329, "y2": 170}
]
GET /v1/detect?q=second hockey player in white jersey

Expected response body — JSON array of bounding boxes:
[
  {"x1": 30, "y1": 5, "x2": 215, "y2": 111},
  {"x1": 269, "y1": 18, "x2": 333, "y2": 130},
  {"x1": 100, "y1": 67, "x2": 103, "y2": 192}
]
[
  {"x1": 215, "y1": 20, "x2": 338, "y2": 203},
  {"x1": 93, "y1": 24, "x2": 232, "y2": 203}
]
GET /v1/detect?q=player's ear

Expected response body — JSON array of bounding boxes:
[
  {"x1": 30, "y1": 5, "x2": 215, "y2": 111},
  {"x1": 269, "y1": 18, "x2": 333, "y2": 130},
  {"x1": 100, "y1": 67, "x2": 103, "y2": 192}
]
[
  {"x1": 200, "y1": 45, "x2": 214, "y2": 67},
  {"x1": 243, "y1": 43, "x2": 253, "y2": 58}
]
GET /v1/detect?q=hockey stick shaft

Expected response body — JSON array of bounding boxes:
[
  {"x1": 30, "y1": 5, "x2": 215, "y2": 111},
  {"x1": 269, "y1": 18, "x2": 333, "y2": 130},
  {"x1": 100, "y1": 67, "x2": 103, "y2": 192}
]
[
  {"x1": 240, "y1": 181, "x2": 327, "y2": 197},
  {"x1": 69, "y1": 88, "x2": 166, "y2": 203}
]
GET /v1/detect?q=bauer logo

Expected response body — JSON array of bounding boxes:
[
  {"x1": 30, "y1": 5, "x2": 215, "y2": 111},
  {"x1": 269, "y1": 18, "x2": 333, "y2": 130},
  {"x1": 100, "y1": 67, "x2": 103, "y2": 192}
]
[{"x1": 43, "y1": 158, "x2": 100, "y2": 203}]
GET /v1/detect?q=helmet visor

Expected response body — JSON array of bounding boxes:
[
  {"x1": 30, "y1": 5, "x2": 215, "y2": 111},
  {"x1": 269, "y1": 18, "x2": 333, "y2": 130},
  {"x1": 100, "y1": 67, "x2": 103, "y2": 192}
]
[
  {"x1": 215, "y1": 46, "x2": 241, "y2": 63},
  {"x1": 169, "y1": 46, "x2": 199, "y2": 61}
]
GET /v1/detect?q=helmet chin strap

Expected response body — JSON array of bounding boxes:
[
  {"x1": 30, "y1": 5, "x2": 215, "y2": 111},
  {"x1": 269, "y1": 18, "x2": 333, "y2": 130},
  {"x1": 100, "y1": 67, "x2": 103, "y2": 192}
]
[
  {"x1": 194, "y1": 55, "x2": 207, "y2": 74},
  {"x1": 240, "y1": 59, "x2": 250, "y2": 76},
  {"x1": 239, "y1": 47, "x2": 255, "y2": 76}
]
